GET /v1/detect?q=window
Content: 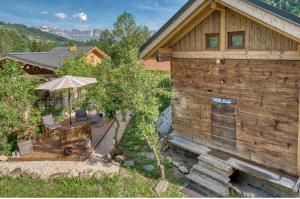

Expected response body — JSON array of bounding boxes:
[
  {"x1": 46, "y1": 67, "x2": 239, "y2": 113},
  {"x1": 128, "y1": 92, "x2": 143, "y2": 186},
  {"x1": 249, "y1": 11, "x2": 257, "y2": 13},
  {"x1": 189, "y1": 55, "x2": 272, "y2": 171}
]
[
  {"x1": 228, "y1": 31, "x2": 245, "y2": 49},
  {"x1": 206, "y1": 33, "x2": 220, "y2": 50}
]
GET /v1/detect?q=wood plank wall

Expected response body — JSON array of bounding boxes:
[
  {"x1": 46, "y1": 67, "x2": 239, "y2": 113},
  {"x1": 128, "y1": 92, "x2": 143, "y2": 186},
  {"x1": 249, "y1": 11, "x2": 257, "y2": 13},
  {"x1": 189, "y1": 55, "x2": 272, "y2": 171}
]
[
  {"x1": 171, "y1": 58, "x2": 300, "y2": 176},
  {"x1": 172, "y1": 9, "x2": 298, "y2": 51}
]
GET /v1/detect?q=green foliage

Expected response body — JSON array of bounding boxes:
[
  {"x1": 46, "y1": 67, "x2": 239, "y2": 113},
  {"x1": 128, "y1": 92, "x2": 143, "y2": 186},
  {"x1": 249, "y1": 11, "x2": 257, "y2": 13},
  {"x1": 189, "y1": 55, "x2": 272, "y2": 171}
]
[
  {"x1": 55, "y1": 52, "x2": 95, "y2": 77},
  {"x1": 0, "y1": 21, "x2": 72, "y2": 54},
  {"x1": 0, "y1": 60, "x2": 43, "y2": 154},
  {"x1": 262, "y1": 0, "x2": 300, "y2": 16},
  {"x1": 0, "y1": 171, "x2": 185, "y2": 197},
  {"x1": 97, "y1": 12, "x2": 152, "y2": 66}
]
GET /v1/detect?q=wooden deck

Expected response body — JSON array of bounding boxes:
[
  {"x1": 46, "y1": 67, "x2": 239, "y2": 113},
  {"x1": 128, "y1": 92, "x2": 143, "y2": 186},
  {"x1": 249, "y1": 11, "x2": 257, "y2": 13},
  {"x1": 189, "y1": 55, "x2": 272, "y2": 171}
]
[{"x1": 9, "y1": 116, "x2": 114, "y2": 162}]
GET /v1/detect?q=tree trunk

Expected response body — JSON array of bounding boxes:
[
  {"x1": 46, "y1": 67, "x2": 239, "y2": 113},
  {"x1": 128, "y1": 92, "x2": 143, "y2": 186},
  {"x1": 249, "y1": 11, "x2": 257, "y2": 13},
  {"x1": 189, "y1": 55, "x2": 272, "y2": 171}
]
[
  {"x1": 114, "y1": 118, "x2": 120, "y2": 151},
  {"x1": 146, "y1": 137, "x2": 165, "y2": 180}
]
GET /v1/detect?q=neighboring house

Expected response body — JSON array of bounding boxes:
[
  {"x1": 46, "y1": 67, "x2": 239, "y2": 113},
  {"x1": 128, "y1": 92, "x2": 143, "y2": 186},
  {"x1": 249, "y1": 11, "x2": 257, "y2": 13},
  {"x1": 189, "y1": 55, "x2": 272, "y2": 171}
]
[
  {"x1": 0, "y1": 46, "x2": 109, "y2": 76},
  {"x1": 143, "y1": 59, "x2": 170, "y2": 71},
  {"x1": 140, "y1": 0, "x2": 300, "y2": 196}
]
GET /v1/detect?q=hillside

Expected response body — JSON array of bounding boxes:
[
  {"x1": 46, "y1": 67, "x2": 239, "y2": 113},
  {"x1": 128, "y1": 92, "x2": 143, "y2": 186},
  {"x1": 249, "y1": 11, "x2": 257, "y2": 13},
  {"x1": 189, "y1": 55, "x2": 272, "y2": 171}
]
[{"x1": 0, "y1": 21, "x2": 73, "y2": 54}]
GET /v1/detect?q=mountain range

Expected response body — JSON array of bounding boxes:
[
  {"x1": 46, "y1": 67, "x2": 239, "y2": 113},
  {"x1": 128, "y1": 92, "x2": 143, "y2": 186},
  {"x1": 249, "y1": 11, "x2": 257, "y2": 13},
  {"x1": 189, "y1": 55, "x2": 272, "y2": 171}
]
[{"x1": 39, "y1": 25, "x2": 102, "y2": 41}]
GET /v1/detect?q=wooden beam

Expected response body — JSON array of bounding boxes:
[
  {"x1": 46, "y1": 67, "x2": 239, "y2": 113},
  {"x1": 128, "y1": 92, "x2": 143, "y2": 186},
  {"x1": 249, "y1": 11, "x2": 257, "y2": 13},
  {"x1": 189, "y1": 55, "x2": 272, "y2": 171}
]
[
  {"x1": 157, "y1": 48, "x2": 172, "y2": 62},
  {"x1": 169, "y1": 7, "x2": 216, "y2": 46},
  {"x1": 215, "y1": 0, "x2": 300, "y2": 43},
  {"x1": 139, "y1": 0, "x2": 209, "y2": 59},
  {"x1": 158, "y1": 48, "x2": 172, "y2": 55},
  {"x1": 172, "y1": 51, "x2": 300, "y2": 60},
  {"x1": 220, "y1": 9, "x2": 226, "y2": 51},
  {"x1": 298, "y1": 89, "x2": 300, "y2": 176},
  {"x1": 211, "y1": 0, "x2": 217, "y2": 9},
  {"x1": 297, "y1": 45, "x2": 300, "y2": 52}
]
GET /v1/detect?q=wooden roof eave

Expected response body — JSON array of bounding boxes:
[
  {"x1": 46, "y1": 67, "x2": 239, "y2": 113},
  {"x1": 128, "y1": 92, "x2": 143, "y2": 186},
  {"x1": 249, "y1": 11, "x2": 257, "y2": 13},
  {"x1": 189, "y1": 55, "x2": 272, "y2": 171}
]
[
  {"x1": 139, "y1": 0, "x2": 300, "y2": 60},
  {"x1": 217, "y1": 0, "x2": 300, "y2": 44},
  {"x1": 2, "y1": 56, "x2": 55, "y2": 71},
  {"x1": 139, "y1": 0, "x2": 208, "y2": 59}
]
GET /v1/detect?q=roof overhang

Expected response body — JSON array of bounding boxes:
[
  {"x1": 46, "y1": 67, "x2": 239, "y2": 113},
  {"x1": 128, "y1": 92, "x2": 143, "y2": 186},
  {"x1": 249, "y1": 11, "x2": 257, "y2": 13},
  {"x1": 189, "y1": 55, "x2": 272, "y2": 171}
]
[
  {"x1": 139, "y1": 0, "x2": 300, "y2": 60},
  {"x1": 1, "y1": 55, "x2": 56, "y2": 71}
]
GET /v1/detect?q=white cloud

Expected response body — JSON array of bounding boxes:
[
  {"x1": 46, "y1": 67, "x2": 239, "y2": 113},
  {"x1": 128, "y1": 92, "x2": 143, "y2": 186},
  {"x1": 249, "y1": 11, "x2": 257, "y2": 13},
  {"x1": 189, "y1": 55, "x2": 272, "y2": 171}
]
[
  {"x1": 40, "y1": 11, "x2": 48, "y2": 15},
  {"x1": 73, "y1": 12, "x2": 87, "y2": 22},
  {"x1": 54, "y1": 12, "x2": 66, "y2": 19}
]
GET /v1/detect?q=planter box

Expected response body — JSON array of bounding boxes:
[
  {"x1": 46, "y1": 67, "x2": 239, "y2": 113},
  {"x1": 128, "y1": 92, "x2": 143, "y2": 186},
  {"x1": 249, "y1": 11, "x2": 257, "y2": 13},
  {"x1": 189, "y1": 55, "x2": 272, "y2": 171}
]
[{"x1": 17, "y1": 139, "x2": 33, "y2": 156}]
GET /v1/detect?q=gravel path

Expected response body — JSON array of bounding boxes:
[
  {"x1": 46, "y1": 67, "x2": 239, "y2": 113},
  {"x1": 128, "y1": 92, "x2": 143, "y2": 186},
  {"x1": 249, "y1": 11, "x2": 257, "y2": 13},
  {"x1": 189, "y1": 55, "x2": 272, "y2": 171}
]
[{"x1": 0, "y1": 160, "x2": 120, "y2": 179}]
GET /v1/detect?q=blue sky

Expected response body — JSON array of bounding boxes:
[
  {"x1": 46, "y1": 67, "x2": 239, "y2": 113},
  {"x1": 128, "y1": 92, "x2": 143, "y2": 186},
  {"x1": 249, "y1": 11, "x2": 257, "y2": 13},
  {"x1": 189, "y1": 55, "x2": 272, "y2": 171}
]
[{"x1": 0, "y1": 0, "x2": 188, "y2": 30}]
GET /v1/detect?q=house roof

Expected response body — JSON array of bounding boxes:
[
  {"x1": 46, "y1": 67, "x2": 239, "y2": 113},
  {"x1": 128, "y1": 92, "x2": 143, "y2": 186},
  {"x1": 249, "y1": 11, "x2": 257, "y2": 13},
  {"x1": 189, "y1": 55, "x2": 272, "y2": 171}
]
[
  {"x1": 50, "y1": 46, "x2": 95, "y2": 54},
  {"x1": 4, "y1": 52, "x2": 65, "y2": 70},
  {"x1": 1, "y1": 46, "x2": 108, "y2": 71},
  {"x1": 139, "y1": 0, "x2": 300, "y2": 59},
  {"x1": 245, "y1": 0, "x2": 300, "y2": 25},
  {"x1": 144, "y1": 59, "x2": 170, "y2": 71}
]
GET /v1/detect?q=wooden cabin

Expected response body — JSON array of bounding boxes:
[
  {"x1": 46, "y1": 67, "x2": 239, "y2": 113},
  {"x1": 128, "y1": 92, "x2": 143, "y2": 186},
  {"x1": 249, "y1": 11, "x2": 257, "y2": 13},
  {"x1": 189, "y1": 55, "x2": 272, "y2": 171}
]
[
  {"x1": 140, "y1": 0, "x2": 300, "y2": 196},
  {"x1": 0, "y1": 46, "x2": 109, "y2": 76}
]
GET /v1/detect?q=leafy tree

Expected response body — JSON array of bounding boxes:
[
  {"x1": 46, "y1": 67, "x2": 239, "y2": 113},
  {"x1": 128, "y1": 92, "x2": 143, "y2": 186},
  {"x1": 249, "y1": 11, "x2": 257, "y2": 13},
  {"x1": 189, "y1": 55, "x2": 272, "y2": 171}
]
[
  {"x1": 98, "y1": 12, "x2": 152, "y2": 66},
  {"x1": 88, "y1": 54, "x2": 171, "y2": 180},
  {"x1": 0, "y1": 60, "x2": 42, "y2": 154},
  {"x1": 55, "y1": 52, "x2": 95, "y2": 77}
]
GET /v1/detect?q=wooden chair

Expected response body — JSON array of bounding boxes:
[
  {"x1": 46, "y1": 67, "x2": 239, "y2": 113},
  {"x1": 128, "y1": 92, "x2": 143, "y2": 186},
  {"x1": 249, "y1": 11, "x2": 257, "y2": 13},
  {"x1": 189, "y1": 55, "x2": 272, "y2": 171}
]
[
  {"x1": 42, "y1": 114, "x2": 62, "y2": 136},
  {"x1": 89, "y1": 112, "x2": 103, "y2": 124},
  {"x1": 75, "y1": 109, "x2": 88, "y2": 123}
]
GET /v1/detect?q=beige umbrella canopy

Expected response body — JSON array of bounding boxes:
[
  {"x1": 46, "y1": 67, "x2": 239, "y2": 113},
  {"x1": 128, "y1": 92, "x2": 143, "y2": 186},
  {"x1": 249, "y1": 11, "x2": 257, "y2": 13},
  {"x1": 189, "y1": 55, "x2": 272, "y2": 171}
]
[
  {"x1": 36, "y1": 75, "x2": 97, "y2": 91},
  {"x1": 37, "y1": 75, "x2": 98, "y2": 124}
]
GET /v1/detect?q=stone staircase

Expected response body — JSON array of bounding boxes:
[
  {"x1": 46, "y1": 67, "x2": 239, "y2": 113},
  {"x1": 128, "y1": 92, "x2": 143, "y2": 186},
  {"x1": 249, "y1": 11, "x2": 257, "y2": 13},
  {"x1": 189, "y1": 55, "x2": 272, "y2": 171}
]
[{"x1": 185, "y1": 154, "x2": 234, "y2": 197}]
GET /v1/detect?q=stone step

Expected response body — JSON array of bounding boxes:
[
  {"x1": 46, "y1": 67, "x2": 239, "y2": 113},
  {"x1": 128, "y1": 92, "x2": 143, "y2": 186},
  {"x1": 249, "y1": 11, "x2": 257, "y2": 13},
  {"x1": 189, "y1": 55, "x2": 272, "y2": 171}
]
[
  {"x1": 186, "y1": 173, "x2": 229, "y2": 197},
  {"x1": 181, "y1": 182, "x2": 220, "y2": 198},
  {"x1": 190, "y1": 163, "x2": 230, "y2": 185},
  {"x1": 197, "y1": 160, "x2": 232, "y2": 177},
  {"x1": 198, "y1": 153, "x2": 234, "y2": 176}
]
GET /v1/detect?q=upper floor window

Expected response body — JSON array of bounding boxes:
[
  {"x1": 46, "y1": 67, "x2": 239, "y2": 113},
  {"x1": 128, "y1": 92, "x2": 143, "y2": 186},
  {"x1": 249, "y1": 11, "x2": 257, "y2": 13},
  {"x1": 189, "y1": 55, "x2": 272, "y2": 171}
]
[
  {"x1": 206, "y1": 33, "x2": 220, "y2": 50},
  {"x1": 228, "y1": 31, "x2": 245, "y2": 49}
]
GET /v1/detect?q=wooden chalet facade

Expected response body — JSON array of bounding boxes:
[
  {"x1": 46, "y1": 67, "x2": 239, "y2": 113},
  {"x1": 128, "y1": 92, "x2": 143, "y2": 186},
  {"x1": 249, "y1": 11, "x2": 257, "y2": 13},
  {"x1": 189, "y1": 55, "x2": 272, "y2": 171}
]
[
  {"x1": 140, "y1": 0, "x2": 300, "y2": 196},
  {"x1": 0, "y1": 46, "x2": 109, "y2": 76}
]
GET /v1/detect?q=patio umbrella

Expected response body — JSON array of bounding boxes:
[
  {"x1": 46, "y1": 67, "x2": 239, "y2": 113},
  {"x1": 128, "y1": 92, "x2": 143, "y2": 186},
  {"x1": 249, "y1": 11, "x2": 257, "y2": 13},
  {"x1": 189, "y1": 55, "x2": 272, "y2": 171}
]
[{"x1": 36, "y1": 75, "x2": 98, "y2": 125}]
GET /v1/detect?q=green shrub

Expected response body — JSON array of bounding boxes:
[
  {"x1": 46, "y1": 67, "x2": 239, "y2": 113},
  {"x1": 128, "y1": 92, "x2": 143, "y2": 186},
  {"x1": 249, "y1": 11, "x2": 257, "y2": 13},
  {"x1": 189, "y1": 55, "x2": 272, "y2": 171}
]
[{"x1": 0, "y1": 60, "x2": 43, "y2": 154}]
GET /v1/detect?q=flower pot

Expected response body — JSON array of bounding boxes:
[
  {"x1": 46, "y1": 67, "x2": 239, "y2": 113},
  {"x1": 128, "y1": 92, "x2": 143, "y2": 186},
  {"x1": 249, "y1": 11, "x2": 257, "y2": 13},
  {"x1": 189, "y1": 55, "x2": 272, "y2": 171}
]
[{"x1": 17, "y1": 139, "x2": 33, "y2": 156}]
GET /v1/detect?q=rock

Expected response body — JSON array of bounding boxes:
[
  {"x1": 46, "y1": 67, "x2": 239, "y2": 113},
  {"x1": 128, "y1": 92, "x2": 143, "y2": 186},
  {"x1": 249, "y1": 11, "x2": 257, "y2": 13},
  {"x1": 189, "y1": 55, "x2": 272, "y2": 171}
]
[
  {"x1": 133, "y1": 146, "x2": 139, "y2": 151},
  {"x1": 156, "y1": 106, "x2": 172, "y2": 137},
  {"x1": 143, "y1": 164, "x2": 155, "y2": 172},
  {"x1": 93, "y1": 170, "x2": 103, "y2": 179},
  {"x1": 115, "y1": 155, "x2": 126, "y2": 163},
  {"x1": 0, "y1": 155, "x2": 8, "y2": 162},
  {"x1": 123, "y1": 160, "x2": 134, "y2": 167},
  {"x1": 66, "y1": 169, "x2": 79, "y2": 177},
  {"x1": 172, "y1": 167, "x2": 185, "y2": 179},
  {"x1": 22, "y1": 169, "x2": 40, "y2": 179},
  {"x1": 178, "y1": 165, "x2": 189, "y2": 174},
  {"x1": 0, "y1": 167, "x2": 9, "y2": 176},
  {"x1": 140, "y1": 151, "x2": 155, "y2": 160},
  {"x1": 79, "y1": 169, "x2": 94, "y2": 178},
  {"x1": 11, "y1": 167, "x2": 22, "y2": 178},
  {"x1": 87, "y1": 154, "x2": 103, "y2": 165},
  {"x1": 155, "y1": 180, "x2": 169, "y2": 194},
  {"x1": 49, "y1": 172, "x2": 66, "y2": 179},
  {"x1": 32, "y1": 172, "x2": 41, "y2": 179}
]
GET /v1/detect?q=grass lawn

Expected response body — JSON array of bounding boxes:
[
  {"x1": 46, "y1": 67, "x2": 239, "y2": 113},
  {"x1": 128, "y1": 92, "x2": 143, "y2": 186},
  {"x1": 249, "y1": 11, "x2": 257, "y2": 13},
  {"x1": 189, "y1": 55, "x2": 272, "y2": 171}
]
[{"x1": 0, "y1": 120, "x2": 186, "y2": 197}]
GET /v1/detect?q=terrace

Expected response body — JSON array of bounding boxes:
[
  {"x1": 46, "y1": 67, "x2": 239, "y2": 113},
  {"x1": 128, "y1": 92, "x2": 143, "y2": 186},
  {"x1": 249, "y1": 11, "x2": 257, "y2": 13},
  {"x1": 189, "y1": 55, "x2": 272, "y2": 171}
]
[{"x1": 9, "y1": 116, "x2": 115, "y2": 162}]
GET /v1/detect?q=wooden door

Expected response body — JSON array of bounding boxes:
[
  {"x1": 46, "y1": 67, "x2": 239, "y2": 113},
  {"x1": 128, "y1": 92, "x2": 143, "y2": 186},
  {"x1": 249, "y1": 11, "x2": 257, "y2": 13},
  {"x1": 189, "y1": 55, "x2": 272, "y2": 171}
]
[{"x1": 211, "y1": 103, "x2": 236, "y2": 149}]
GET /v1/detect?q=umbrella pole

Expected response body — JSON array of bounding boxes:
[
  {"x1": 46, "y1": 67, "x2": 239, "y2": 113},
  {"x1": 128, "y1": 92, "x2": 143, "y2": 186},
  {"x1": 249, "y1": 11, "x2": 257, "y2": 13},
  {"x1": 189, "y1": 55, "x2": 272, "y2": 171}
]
[{"x1": 68, "y1": 88, "x2": 72, "y2": 125}]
